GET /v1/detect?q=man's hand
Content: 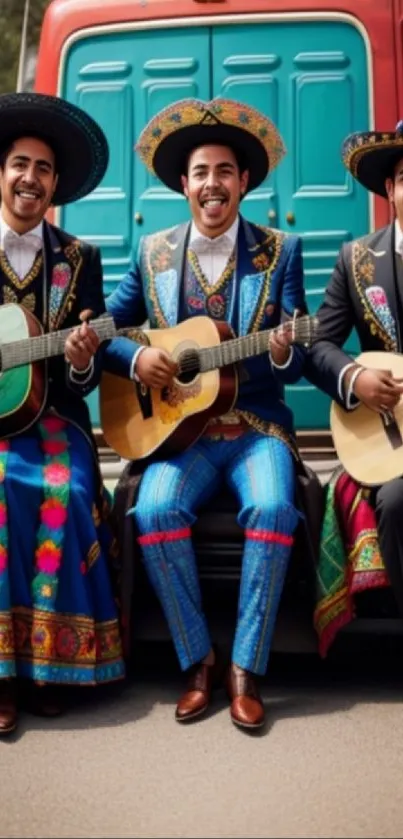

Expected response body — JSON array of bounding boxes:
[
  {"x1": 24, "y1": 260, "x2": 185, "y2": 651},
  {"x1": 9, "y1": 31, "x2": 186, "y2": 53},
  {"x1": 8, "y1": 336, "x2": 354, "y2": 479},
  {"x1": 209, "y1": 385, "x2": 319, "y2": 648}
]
[
  {"x1": 65, "y1": 311, "x2": 100, "y2": 371},
  {"x1": 136, "y1": 347, "x2": 178, "y2": 388},
  {"x1": 269, "y1": 323, "x2": 293, "y2": 367},
  {"x1": 350, "y1": 367, "x2": 403, "y2": 412}
]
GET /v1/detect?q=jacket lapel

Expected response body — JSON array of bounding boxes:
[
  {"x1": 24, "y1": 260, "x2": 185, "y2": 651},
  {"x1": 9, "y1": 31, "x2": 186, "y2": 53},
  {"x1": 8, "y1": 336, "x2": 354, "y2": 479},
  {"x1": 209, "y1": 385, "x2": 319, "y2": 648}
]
[
  {"x1": 352, "y1": 225, "x2": 398, "y2": 351},
  {"x1": 45, "y1": 222, "x2": 83, "y2": 331},
  {"x1": 237, "y1": 217, "x2": 284, "y2": 335},
  {"x1": 143, "y1": 223, "x2": 189, "y2": 328}
]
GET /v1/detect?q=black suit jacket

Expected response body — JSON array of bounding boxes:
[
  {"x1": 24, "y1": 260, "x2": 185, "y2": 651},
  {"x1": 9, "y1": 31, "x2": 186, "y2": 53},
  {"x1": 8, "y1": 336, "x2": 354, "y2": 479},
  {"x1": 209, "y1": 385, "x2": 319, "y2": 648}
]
[
  {"x1": 304, "y1": 224, "x2": 401, "y2": 407},
  {"x1": 36, "y1": 221, "x2": 106, "y2": 440}
]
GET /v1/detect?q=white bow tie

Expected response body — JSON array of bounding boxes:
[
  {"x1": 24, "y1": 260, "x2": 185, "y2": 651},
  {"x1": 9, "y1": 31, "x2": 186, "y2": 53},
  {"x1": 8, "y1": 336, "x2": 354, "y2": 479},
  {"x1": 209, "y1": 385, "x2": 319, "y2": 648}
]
[
  {"x1": 3, "y1": 228, "x2": 42, "y2": 252},
  {"x1": 190, "y1": 235, "x2": 233, "y2": 256}
]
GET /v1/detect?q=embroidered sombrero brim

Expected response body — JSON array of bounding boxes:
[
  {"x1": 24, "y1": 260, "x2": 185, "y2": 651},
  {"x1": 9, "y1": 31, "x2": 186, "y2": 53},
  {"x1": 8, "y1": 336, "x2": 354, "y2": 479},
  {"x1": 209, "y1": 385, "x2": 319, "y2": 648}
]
[
  {"x1": 135, "y1": 98, "x2": 286, "y2": 193},
  {"x1": 342, "y1": 128, "x2": 403, "y2": 197},
  {"x1": 0, "y1": 92, "x2": 109, "y2": 205}
]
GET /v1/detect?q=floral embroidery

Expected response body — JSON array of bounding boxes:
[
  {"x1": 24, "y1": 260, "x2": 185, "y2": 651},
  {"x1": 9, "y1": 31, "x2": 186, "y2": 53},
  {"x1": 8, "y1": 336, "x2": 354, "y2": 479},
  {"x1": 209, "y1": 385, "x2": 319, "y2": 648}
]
[
  {"x1": 352, "y1": 241, "x2": 397, "y2": 350},
  {"x1": 48, "y1": 262, "x2": 71, "y2": 331},
  {"x1": 31, "y1": 416, "x2": 71, "y2": 612}
]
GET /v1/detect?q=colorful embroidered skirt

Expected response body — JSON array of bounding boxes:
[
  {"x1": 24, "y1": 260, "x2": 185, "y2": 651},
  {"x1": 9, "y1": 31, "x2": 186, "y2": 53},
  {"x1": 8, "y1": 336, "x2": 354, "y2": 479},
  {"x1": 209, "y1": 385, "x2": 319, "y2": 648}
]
[
  {"x1": 0, "y1": 415, "x2": 125, "y2": 685},
  {"x1": 314, "y1": 467, "x2": 389, "y2": 657}
]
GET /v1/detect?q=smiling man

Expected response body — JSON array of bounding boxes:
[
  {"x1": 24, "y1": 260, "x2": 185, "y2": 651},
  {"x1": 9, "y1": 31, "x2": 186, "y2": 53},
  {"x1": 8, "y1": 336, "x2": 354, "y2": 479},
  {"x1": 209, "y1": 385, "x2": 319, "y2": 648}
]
[
  {"x1": 104, "y1": 98, "x2": 308, "y2": 731},
  {"x1": 0, "y1": 92, "x2": 125, "y2": 736}
]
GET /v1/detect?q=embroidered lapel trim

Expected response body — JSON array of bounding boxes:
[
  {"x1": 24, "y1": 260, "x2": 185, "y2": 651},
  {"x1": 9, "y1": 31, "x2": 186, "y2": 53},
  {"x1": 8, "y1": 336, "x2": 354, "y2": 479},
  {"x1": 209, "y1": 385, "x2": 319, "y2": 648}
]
[
  {"x1": 352, "y1": 239, "x2": 397, "y2": 350},
  {"x1": 239, "y1": 222, "x2": 284, "y2": 334},
  {"x1": 142, "y1": 224, "x2": 188, "y2": 328}
]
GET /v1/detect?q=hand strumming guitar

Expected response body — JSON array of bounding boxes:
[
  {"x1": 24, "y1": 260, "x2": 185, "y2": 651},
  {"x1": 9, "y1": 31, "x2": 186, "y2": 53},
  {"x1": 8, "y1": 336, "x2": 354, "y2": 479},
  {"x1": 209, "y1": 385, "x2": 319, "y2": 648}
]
[
  {"x1": 347, "y1": 365, "x2": 403, "y2": 412},
  {"x1": 136, "y1": 347, "x2": 178, "y2": 389}
]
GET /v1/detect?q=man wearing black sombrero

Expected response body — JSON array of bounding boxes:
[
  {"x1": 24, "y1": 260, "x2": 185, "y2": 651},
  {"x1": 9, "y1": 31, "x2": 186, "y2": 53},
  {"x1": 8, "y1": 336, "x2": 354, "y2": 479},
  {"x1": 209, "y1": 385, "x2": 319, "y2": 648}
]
[
  {"x1": 104, "y1": 98, "x2": 309, "y2": 729},
  {"x1": 305, "y1": 124, "x2": 403, "y2": 652},
  {"x1": 0, "y1": 92, "x2": 125, "y2": 736}
]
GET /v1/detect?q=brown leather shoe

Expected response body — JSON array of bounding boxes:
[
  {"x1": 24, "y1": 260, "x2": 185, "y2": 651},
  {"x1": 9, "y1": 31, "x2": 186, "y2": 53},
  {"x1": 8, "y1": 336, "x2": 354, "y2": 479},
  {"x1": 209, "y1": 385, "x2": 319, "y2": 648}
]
[
  {"x1": 227, "y1": 665, "x2": 265, "y2": 730},
  {"x1": 0, "y1": 681, "x2": 18, "y2": 735},
  {"x1": 175, "y1": 655, "x2": 223, "y2": 723}
]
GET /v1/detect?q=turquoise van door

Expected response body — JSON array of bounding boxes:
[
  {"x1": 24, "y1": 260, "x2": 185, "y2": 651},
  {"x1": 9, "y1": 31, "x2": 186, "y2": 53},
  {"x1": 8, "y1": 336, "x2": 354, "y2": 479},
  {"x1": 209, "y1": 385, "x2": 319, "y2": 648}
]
[
  {"x1": 60, "y1": 17, "x2": 370, "y2": 430},
  {"x1": 212, "y1": 19, "x2": 370, "y2": 428}
]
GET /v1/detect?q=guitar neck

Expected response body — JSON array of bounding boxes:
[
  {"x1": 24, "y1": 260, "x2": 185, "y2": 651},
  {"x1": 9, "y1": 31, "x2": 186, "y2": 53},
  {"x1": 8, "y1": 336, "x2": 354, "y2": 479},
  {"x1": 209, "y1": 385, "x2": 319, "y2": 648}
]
[
  {"x1": 0, "y1": 316, "x2": 117, "y2": 371},
  {"x1": 197, "y1": 318, "x2": 313, "y2": 372}
]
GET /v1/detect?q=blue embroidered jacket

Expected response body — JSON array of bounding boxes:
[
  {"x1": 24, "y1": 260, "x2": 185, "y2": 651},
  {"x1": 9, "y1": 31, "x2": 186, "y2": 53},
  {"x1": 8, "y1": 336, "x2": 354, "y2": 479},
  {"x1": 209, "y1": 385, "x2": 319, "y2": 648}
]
[{"x1": 104, "y1": 216, "x2": 308, "y2": 438}]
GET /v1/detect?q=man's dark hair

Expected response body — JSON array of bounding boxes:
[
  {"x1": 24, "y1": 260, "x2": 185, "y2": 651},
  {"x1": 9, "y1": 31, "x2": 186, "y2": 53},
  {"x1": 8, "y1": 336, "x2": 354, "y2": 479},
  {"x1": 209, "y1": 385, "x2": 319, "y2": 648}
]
[
  {"x1": 0, "y1": 134, "x2": 59, "y2": 173},
  {"x1": 183, "y1": 142, "x2": 248, "y2": 177}
]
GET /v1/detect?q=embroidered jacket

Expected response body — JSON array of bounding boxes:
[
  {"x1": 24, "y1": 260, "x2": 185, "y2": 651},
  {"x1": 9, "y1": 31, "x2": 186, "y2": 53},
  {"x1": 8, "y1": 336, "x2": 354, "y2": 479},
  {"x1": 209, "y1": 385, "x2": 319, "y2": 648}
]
[
  {"x1": 305, "y1": 224, "x2": 401, "y2": 406},
  {"x1": 104, "y1": 216, "x2": 308, "y2": 439},
  {"x1": 0, "y1": 221, "x2": 106, "y2": 439}
]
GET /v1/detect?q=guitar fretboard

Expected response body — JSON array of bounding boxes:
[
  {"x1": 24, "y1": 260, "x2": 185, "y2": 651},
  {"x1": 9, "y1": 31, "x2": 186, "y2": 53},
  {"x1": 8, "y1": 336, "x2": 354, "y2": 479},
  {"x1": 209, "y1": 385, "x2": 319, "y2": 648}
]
[
  {"x1": 196, "y1": 317, "x2": 315, "y2": 373},
  {"x1": 0, "y1": 316, "x2": 116, "y2": 371}
]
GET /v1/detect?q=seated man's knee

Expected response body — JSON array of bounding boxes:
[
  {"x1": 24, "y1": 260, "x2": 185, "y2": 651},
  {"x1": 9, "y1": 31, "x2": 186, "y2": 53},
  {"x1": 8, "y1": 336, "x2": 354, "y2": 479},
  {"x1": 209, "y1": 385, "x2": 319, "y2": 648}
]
[
  {"x1": 240, "y1": 498, "x2": 299, "y2": 535},
  {"x1": 133, "y1": 494, "x2": 184, "y2": 535}
]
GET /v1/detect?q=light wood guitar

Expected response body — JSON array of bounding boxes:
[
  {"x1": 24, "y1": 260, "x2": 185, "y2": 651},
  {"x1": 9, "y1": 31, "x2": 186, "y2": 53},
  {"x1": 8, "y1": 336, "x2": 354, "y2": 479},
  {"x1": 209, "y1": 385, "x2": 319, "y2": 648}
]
[
  {"x1": 330, "y1": 351, "x2": 403, "y2": 486},
  {"x1": 100, "y1": 313, "x2": 317, "y2": 461},
  {"x1": 0, "y1": 303, "x2": 127, "y2": 438}
]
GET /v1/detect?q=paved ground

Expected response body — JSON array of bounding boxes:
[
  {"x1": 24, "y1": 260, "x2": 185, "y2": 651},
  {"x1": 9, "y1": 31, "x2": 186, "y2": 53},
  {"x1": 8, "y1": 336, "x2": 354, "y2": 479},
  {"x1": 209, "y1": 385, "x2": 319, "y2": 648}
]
[{"x1": 2, "y1": 646, "x2": 403, "y2": 839}]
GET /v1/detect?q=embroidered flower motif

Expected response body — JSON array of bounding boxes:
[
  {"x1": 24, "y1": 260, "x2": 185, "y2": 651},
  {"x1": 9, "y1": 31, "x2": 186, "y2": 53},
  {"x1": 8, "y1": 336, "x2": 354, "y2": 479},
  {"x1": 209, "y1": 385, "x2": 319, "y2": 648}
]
[
  {"x1": 36, "y1": 540, "x2": 62, "y2": 574},
  {"x1": 42, "y1": 439, "x2": 68, "y2": 456},
  {"x1": 41, "y1": 498, "x2": 68, "y2": 529},
  {"x1": 56, "y1": 626, "x2": 78, "y2": 658},
  {"x1": 41, "y1": 416, "x2": 67, "y2": 435},
  {"x1": 0, "y1": 502, "x2": 7, "y2": 528},
  {"x1": 52, "y1": 265, "x2": 70, "y2": 288},
  {"x1": 43, "y1": 463, "x2": 71, "y2": 486},
  {"x1": 253, "y1": 252, "x2": 271, "y2": 271},
  {"x1": 0, "y1": 545, "x2": 7, "y2": 572}
]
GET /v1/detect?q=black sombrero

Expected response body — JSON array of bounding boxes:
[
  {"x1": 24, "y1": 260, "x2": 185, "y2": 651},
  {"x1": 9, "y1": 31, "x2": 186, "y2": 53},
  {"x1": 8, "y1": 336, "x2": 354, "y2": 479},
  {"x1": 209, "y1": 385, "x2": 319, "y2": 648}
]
[
  {"x1": 135, "y1": 98, "x2": 286, "y2": 193},
  {"x1": 0, "y1": 92, "x2": 109, "y2": 205},
  {"x1": 342, "y1": 122, "x2": 403, "y2": 197}
]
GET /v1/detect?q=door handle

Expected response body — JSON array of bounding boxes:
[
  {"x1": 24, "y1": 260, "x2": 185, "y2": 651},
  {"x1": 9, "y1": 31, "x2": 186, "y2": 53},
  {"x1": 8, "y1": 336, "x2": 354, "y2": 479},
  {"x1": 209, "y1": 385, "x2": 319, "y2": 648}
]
[
  {"x1": 268, "y1": 209, "x2": 276, "y2": 222},
  {"x1": 134, "y1": 212, "x2": 143, "y2": 225},
  {"x1": 286, "y1": 211, "x2": 295, "y2": 225}
]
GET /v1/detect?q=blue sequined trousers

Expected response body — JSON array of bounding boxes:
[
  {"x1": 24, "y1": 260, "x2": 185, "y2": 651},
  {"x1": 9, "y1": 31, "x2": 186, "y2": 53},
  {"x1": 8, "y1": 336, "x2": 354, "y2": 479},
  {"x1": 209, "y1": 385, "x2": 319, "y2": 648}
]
[{"x1": 133, "y1": 432, "x2": 299, "y2": 674}]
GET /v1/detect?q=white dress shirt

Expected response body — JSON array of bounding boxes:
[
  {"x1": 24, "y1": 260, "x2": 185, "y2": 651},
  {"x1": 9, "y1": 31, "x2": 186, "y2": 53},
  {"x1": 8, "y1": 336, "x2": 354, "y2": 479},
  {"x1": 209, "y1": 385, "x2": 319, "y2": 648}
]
[
  {"x1": 0, "y1": 216, "x2": 43, "y2": 278},
  {"x1": 339, "y1": 219, "x2": 403, "y2": 408},
  {"x1": 0, "y1": 213, "x2": 92, "y2": 383}
]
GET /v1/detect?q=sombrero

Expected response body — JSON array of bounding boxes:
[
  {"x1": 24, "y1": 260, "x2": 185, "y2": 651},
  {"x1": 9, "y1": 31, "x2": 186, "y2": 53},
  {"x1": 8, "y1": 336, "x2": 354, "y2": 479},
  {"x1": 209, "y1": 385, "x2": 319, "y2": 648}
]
[
  {"x1": 342, "y1": 122, "x2": 403, "y2": 197},
  {"x1": 135, "y1": 98, "x2": 286, "y2": 193},
  {"x1": 0, "y1": 92, "x2": 109, "y2": 205}
]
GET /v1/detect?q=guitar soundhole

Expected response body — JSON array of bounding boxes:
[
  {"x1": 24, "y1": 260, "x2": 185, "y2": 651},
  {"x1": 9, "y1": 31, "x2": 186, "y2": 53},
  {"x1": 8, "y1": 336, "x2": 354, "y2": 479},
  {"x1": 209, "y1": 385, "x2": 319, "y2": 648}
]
[{"x1": 177, "y1": 350, "x2": 200, "y2": 385}]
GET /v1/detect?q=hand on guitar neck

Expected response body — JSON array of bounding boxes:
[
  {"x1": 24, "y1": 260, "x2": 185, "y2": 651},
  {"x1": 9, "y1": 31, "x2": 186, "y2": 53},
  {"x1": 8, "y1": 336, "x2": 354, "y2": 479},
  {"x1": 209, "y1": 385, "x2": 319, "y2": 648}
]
[
  {"x1": 136, "y1": 347, "x2": 178, "y2": 389},
  {"x1": 268, "y1": 322, "x2": 294, "y2": 367},
  {"x1": 345, "y1": 364, "x2": 403, "y2": 413}
]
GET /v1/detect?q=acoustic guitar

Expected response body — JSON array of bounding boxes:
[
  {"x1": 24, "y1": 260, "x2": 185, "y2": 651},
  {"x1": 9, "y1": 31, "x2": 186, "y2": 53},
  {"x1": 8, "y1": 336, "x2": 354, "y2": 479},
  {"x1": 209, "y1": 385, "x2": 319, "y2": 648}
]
[
  {"x1": 0, "y1": 303, "x2": 124, "y2": 438},
  {"x1": 100, "y1": 313, "x2": 317, "y2": 461},
  {"x1": 330, "y1": 351, "x2": 403, "y2": 486}
]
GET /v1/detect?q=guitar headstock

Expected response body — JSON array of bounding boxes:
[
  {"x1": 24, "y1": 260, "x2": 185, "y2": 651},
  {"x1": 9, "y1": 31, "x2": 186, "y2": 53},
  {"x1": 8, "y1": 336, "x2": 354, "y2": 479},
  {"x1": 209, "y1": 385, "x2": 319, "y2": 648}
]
[{"x1": 291, "y1": 314, "x2": 319, "y2": 348}]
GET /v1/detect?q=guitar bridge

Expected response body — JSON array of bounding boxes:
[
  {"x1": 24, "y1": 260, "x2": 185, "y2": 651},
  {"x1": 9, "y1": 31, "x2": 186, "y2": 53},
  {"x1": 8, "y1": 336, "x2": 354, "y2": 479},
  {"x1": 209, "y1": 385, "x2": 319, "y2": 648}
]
[{"x1": 381, "y1": 411, "x2": 403, "y2": 450}]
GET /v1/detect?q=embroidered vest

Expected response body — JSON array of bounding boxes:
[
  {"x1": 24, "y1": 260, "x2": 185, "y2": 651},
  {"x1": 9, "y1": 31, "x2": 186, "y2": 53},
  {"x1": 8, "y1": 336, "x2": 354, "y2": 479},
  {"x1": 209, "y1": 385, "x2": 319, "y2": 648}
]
[
  {"x1": 184, "y1": 248, "x2": 236, "y2": 321},
  {"x1": 0, "y1": 249, "x2": 45, "y2": 322}
]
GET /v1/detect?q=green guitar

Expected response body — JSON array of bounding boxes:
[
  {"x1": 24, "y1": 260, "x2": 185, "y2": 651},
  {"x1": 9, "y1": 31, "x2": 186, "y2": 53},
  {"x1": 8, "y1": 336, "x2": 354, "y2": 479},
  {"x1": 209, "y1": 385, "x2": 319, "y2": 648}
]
[{"x1": 0, "y1": 303, "x2": 121, "y2": 438}]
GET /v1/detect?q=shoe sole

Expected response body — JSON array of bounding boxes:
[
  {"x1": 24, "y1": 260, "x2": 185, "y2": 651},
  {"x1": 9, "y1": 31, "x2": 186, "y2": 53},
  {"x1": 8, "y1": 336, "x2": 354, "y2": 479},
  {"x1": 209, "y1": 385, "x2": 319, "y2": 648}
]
[
  {"x1": 231, "y1": 716, "x2": 265, "y2": 730},
  {"x1": 175, "y1": 704, "x2": 208, "y2": 723},
  {"x1": 0, "y1": 721, "x2": 17, "y2": 736}
]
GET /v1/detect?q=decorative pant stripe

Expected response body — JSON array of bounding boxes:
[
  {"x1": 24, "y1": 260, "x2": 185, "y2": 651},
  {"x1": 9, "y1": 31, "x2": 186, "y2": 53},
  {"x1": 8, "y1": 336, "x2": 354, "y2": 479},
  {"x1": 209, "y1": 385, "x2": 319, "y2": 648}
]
[
  {"x1": 245, "y1": 529, "x2": 294, "y2": 547},
  {"x1": 137, "y1": 527, "x2": 192, "y2": 547}
]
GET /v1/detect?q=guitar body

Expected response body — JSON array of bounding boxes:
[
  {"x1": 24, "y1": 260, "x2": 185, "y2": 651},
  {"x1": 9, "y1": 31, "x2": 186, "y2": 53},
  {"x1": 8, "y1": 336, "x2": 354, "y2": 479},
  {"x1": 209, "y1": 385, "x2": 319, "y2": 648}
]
[
  {"x1": 330, "y1": 351, "x2": 403, "y2": 486},
  {"x1": 100, "y1": 316, "x2": 238, "y2": 460},
  {"x1": 0, "y1": 305, "x2": 46, "y2": 438}
]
